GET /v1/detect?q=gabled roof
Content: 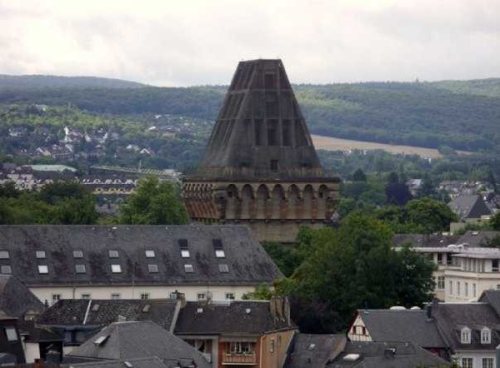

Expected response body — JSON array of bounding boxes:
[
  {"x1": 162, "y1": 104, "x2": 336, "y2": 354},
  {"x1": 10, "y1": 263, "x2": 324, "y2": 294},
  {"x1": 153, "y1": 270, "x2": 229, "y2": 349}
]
[
  {"x1": 62, "y1": 357, "x2": 172, "y2": 368},
  {"x1": 174, "y1": 300, "x2": 294, "y2": 336},
  {"x1": 0, "y1": 275, "x2": 45, "y2": 318},
  {"x1": 329, "y1": 341, "x2": 450, "y2": 368},
  {"x1": 0, "y1": 225, "x2": 282, "y2": 287},
  {"x1": 357, "y1": 309, "x2": 446, "y2": 348},
  {"x1": 456, "y1": 231, "x2": 500, "y2": 247},
  {"x1": 448, "y1": 194, "x2": 492, "y2": 220},
  {"x1": 285, "y1": 333, "x2": 346, "y2": 368},
  {"x1": 67, "y1": 321, "x2": 210, "y2": 368},
  {"x1": 193, "y1": 59, "x2": 327, "y2": 181},
  {"x1": 392, "y1": 233, "x2": 459, "y2": 248},
  {"x1": 432, "y1": 302, "x2": 500, "y2": 351},
  {"x1": 37, "y1": 299, "x2": 179, "y2": 331},
  {"x1": 479, "y1": 289, "x2": 500, "y2": 317}
]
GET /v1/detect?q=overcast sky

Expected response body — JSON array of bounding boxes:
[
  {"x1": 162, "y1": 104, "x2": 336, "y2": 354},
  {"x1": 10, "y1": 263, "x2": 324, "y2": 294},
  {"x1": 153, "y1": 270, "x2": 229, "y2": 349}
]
[{"x1": 1, "y1": 0, "x2": 499, "y2": 86}]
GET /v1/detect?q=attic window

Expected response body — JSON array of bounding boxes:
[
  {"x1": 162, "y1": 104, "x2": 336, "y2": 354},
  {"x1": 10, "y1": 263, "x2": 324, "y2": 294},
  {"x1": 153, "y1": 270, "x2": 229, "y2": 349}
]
[
  {"x1": 184, "y1": 264, "x2": 194, "y2": 273},
  {"x1": 0, "y1": 265, "x2": 11, "y2": 274},
  {"x1": 108, "y1": 250, "x2": 119, "y2": 258},
  {"x1": 38, "y1": 265, "x2": 49, "y2": 274},
  {"x1": 461, "y1": 327, "x2": 471, "y2": 344},
  {"x1": 219, "y1": 264, "x2": 230, "y2": 273},
  {"x1": 5, "y1": 327, "x2": 18, "y2": 342},
  {"x1": 145, "y1": 250, "x2": 155, "y2": 258},
  {"x1": 178, "y1": 239, "x2": 190, "y2": 258},
  {"x1": 36, "y1": 251, "x2": 46, "y2": 259},
  {"x1": 73, "y1": 250, "x2": 84, "y2": 258},
  {"x1": 111, "y1": 264, "x2": 122, "y2": 273},
  {"x1": 92, "y1": 304, "x2": 100, "y2": 312},
  {"x1": 481, "y1": 328, "x2": 491, "y2": 344},
  {"x1": 0, "y1": 251, "x2": 10, "y2": 259},
  {"x1": 93, "y1": 335, "x2": 109, "y2": 346},
  {"x1": 213, "y1": 239, "x2": 225, "y2": 258},
  {"x1": 75, "y1": 264, "x2": 86, "y2": 274},
  {"x1": 148, "y1": 264, "x2": 159, "y2": 273}
]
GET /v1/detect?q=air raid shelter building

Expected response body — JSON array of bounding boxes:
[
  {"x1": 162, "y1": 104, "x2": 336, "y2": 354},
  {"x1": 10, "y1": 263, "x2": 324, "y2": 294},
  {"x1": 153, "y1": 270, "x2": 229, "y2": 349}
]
[{"x1": 183, "y1": 59, "x2": 340, "y2": 242}]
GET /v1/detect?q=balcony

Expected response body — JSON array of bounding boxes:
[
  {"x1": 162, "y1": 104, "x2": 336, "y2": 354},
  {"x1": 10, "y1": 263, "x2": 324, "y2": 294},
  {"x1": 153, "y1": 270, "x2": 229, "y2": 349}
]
[{"x1": 222, "y1": 352, "x2": 257, "y2": 365}]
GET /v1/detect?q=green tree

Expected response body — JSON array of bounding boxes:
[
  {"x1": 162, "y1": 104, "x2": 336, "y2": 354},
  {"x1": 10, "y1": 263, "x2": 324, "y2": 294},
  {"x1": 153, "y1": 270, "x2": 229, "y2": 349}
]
[
  {"x1": 352, "y1": 168, "x2": 367, "y2": 182},
  {"x1": 280, "y1": 212, "x2": 435, "y2": 332},
  {"x1": 406, "y1": 198, "x2": 457, "y2": 233},
  {"x1": 491, "y1": 212, "x2": 500, "y2": 231},
  {"x1": 119, "y1": 176, "x2": 189, "y2": 224}
]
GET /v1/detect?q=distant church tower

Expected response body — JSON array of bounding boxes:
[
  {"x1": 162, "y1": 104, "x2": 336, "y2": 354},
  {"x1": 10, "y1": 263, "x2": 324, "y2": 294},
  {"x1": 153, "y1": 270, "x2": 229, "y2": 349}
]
[{"x1": 182, "y1": 59, "x2": 340, "y2": 242}]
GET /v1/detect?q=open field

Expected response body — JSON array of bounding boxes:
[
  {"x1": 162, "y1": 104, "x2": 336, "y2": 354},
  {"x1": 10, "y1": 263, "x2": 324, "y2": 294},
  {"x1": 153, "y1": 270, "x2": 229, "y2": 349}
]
[{"x1": 311, "y1": 134, "x2": 472, "y2": 159}]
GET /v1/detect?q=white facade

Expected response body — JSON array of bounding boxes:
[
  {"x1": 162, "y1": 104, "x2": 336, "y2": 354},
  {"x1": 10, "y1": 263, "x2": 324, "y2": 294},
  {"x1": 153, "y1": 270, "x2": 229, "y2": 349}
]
[
  {"x1": 31, "y1": 284, "x2": 256, "y2": 305},
  {"x1": 412, "y1": 247, "x2": 500, "y2": 303},
  {"x1": 453, "y1": 352, "x2": 495, "y2": 368}
]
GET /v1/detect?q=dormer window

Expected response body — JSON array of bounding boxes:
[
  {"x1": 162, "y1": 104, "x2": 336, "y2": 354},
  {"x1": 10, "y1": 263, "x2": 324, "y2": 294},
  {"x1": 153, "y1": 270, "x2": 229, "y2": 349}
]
[
  {"x1": 179, "y1": 239, "x2": 190, "y2": 258},
  {"x1": 481, "y1": 327, "x2": 491, "y2": 344},
  {"x1": 145, "y1": 250, "x2": 155, "y2": 258},
  {"x1": 461, "y1": 327, "x2": 471, "y2": 344},
  {"x1": 0, "y1": 250, "x2": 10, "y2": 259},
  {"x1": 36, "y1": 251, "x2": 46, "y2": 259}
]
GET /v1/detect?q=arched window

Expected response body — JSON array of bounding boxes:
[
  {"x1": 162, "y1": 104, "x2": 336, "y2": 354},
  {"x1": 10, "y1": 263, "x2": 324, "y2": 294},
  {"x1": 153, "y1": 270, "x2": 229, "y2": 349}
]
[
  {"x1": 461, "y1": 327, "x2": 471, "y2": 344},
  {"x1": 481, "y1": 327, "x2": 491, "y2": 344}
]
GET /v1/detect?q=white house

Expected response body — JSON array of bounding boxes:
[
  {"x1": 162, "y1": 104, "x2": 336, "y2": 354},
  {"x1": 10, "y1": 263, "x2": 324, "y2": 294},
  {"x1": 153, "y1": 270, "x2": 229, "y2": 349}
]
[{"x1": 0, "y1": 225, "x2": 282, "y2": 304}]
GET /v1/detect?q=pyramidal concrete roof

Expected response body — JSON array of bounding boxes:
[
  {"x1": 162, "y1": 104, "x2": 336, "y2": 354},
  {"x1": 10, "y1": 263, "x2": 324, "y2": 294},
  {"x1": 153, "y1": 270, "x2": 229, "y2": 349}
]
[{"x1": 195, "y1": 59, "x2": 325, "y2": 181}]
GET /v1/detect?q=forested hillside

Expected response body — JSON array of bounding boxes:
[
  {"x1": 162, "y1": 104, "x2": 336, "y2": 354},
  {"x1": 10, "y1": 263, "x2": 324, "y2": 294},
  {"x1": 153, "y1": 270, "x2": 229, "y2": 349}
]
[
  {"x1": 0, "y1": 76, "x2": 498, "y2": 153},
  {"x1": 0, "y1": 75, "x2": 145, "y2": 90}
]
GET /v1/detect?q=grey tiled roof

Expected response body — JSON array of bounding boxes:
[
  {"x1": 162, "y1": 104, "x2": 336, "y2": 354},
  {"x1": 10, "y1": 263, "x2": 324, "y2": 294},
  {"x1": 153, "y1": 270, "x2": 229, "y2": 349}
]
[
  {"x1": 0, "y1": 225, "x2": 282, "y2": 287},
  {"x1": 62, "y1": 357, "x2": 171, "y2": 368},
  {"x1": 456, "y1": 231, "x2": 500, "y2": 247},
  {"x1": 37, "y1": 299, "x2": 178, "y2": 331},
  {"x1": 0, "y1": 275, "x2": 45, "y2": 318},
  {"x1": 432, "y1": 302, "x2": 500, "y2": 351},
  {"x1": 448, "y1": 194, "x2": 492, "y2": 220},
  {"x1": 67, "y1": 320, "x2": 210, "y2": 368},
  {"x1": 479, "y1": 289, "x2": 500, "y2": 317},
  {"x1": 392, "y1": 233, "x2": 459, "y2": 248},
  {"x1": 175, "y1": 300, "x2": 294, "y2": 335},
  {"x1": 357, "y1": 309, "x2": 446, "y2": 348},
  {"x1": 329, "y1": 341, "x2": 450, "y2": 368},
  {"x1": 285, "y1": 333, "x2": 346, "y2": 368}
]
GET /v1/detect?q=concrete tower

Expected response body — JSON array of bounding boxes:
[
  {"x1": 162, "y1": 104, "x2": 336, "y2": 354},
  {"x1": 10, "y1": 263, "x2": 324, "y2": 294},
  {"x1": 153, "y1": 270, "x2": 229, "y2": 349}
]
[{"x1": 182, "y1": 59, "x2": 340, "y2": 242}]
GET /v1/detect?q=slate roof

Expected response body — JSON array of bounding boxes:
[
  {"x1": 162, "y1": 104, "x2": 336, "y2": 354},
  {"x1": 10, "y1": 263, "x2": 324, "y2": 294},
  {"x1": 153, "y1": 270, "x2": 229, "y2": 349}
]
[
  {"x1": 456, "y1": 231, "x2": 500, "y2": 247},
  {"x1": 357, "y1": 309, "x2": 446, "y2": 348},
  {"x1": 432, "y1": 302, "x2": 500, "y2": 351},
  {"x1": 392, "y1": 233, "x2": 459, "y2": 248},
  {"x1": 37, "y1": 299, "x2": 179, "y2": 331},
  {"x1": 67, "y1": 321, "x2": 210, "y2": 368},
  {"x1": 285, "y1": 333, "x2": 346, "y2": 368},
  {"x1": 329, "y1": 341, "x2": 450, "y2": 368},
  {"x1": 479, "y1": 290, "x2": 500, "y2": 317},
  {"x1": 0, "y1": 275, "x2": 45, "y2": 318},
  {"x1": 62, "y1": 357, "x2": 173, "y2": 368},
  {"x1": 175, "y1": 300, "x2": 293, "y2": 336},
  {"x1": 448, "y1": 194, "x2": 492, "y2": 220},
  {"x1": 0, "y1": 225, "x2": 282, "y2": 287}
]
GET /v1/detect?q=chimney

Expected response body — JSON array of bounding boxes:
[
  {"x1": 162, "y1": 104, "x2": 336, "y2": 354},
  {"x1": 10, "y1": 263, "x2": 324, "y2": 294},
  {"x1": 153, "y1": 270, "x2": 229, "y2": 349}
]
[
  {"x1": 426, "y1": 304, "x2": 432, "y2": 320},
  {"x1": 384, "y1": 348, "x2": 396, "y2": 359}
]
